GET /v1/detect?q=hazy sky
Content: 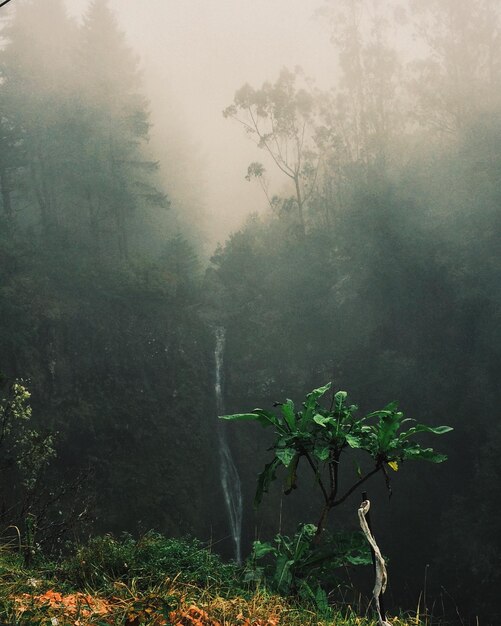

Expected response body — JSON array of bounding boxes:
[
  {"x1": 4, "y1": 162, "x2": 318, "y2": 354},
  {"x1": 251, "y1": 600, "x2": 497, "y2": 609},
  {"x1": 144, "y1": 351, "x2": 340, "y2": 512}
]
[{"x1": 64, "y1": 0, "x2": 335, "y2": 243}]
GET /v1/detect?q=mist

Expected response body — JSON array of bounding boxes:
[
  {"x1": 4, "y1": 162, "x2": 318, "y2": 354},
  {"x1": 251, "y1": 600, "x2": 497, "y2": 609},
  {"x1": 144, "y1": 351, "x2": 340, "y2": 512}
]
[
  {"x1": 62, "y1": 0, "x2": 335, "y2": 244},
  {"x1": 1, "y1": 1, "x2": 501, "y2": 625}
]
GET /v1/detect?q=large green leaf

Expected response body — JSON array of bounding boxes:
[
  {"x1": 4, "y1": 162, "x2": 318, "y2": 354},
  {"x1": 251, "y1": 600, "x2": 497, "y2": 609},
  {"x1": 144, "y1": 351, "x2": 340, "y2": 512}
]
[
  {"x1": 345, "y1": 433, "x2": 363, "y2": 449},
  {"x1": 313, "y1": 413, "x2": 333, "y2": 428},
  {"x1": 274, "y1": 554, "x2": 294, "y2": 592},
  {"x1": 308, "y1": 383, "x2": 332, "y2": 401},
  {"x1": 276, "y1": 447, "x2": 296, "y2": 467},
  {"x1": 281, "y1": 399, "x2": 296, "y2": 431},
  {"x1": 334, "y1": 390, "x2": 347, "y2": 412},
  {"x1": 345, "y1": 553, "x2": 373, "y2": 566},
  {"x1": 364, "y1": 405, "x2": 397, "y2": 419},
  {"x1": 383, "y1": 401, "x2": 399, "y2": 412},
  {"x1": 219, "y1": 412, "x2": 262, "y2": 421},
  {"x1": 251, "y1": 540, "x2": 276, "y2": 559},
  {"x1": 376, "y1": 410, "x2": 404, "y2": 451},
  {"x1": 404, "y1": 447, "x2": 448, "y2": 463},
  {"x1": 314, "y1": 445, "x2": 330, "y2": 461},
  {"x1": 303, "y1": 383, "x2": 331, "y2": 422},
  {"x1": 400, "y1": 423, "x2": 453, "y2": 439},
  {"x1": 284, "y1": 453, "x2": 300, "y2": 494},
  {"x1": 255, "y1": 457, "x2": 281, "y2": 508},
  {"x1": 219, "y1": 410, "x2": 278, "y2": 428}
]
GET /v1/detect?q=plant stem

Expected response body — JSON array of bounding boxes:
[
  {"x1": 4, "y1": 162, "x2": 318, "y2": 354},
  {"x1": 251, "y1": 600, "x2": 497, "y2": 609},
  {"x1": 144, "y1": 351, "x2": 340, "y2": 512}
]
[
  {"x1": 315, "y1": 502, "x2": 331, "y2": 538},
  {"x1": 315, "y1": 452, "x2": 340, "y2": 539},
  {"x1": 333, "y1": 465, "x2": 382, "y2": 507},
  {"x1": 302, "y1": 449, "x2": 329, "y2": 503}
]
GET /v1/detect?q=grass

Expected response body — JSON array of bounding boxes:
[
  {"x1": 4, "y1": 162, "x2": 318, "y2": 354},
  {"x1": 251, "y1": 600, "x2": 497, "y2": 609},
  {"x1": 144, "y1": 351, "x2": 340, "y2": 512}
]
[{"x1": 0, "y1": 534, "x2": 439, "y2": 626}]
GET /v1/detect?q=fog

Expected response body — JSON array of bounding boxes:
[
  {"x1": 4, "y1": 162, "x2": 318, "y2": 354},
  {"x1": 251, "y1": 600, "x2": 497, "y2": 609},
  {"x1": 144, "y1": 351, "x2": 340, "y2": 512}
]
[
  {"x1": 2, "y1": 1, "x2": 501, "y2": 624},
  {"x1": 64, "y1": 0, "x2": 334, "y2": 243}
]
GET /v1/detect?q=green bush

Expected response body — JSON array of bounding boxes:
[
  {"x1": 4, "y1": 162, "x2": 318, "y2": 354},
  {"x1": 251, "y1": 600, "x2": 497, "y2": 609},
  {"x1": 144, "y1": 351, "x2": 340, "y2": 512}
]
[
  {"x1": 59, "y1": 532, "x2": 240, "y2": 591},
  {"x1": 134, "y1": 532, "x2": 239, "y2": 587},
  {"x1": 59, "y1": 534, "x2": 136, "y2": 589}
]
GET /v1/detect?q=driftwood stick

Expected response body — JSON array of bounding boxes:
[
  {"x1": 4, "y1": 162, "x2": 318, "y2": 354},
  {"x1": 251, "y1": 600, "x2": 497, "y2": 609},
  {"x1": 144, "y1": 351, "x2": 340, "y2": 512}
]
[{"x1": 359, "y1": 492, "x2": 390, "y2": 626}]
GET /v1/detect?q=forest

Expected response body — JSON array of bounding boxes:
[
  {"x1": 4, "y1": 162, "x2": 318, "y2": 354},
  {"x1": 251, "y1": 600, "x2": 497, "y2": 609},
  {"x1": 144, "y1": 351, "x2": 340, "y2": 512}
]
[{"x1": 0, "y1": 0, "x2": 500, "y2": 624}]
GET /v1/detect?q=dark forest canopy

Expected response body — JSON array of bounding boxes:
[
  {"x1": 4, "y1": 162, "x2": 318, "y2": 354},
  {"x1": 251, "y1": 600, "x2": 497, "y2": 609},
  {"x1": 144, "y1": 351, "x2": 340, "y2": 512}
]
[{"x1": 1, "y1": 0, "x2": 501, "y2": 623}]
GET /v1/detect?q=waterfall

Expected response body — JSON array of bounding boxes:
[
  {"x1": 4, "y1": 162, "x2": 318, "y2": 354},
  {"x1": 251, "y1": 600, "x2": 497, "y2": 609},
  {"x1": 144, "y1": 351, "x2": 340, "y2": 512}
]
[{"x1": 214, "y1": 327, "x2": 243, "y2": 564}]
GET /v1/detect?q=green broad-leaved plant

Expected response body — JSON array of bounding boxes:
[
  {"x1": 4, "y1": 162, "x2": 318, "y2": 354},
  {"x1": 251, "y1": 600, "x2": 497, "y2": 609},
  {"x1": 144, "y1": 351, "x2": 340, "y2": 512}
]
[
  {"x1": 245, "y1": 523, "x2": 372, "y2": 598},
  {"x1": 220, "y1": 383, "x2": 452, "y2": 537}
]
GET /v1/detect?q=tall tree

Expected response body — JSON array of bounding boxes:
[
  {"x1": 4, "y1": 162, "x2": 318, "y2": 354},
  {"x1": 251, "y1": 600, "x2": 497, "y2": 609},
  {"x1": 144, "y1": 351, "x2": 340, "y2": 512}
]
[
  {"x1": 409, "y1": 0, "x2": 501, "y2": 133},
  {"x1": 319, "y1": 0, "x2": 403, "y2": 167},
  {"x1": 0, "y1": 110, "x2": 23, "y2": 226},
  {"x1": 75, "y1": 0, "x2": 168, "y2": 261},
  {"x1": 0, "y1": 0, "x2": 77, "y2": 233},
  {"x1": 224, "y1": 68, "x2": 322, "y2": 236}
]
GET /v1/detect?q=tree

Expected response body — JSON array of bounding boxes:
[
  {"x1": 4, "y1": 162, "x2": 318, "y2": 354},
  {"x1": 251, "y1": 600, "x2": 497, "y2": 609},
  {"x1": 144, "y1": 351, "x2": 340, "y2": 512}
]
[
  {"x1": 224, "y1": 68, "x2": 322, "y2": 235},
  {"x1": 0, "y1": 374, "x2": 56, "y2": 561},
  {"x1": 0, "y1": 0, "x2": 77, "y2": 234},
  {"x1": 409, "y1": 0, "x2": 501, "y2": 133},
  {"x1": 75, "y1": 0, "x2": 168, "y2": 261},
  {"x1": 0, "y1": 110, "x2": 24, "y2": 226},
  {"x1": 0, "y1": 376, "x2": 55, "y2": 492},
  {"x1": 319, "y1": 0, "x2": 403, "y2": 167}
]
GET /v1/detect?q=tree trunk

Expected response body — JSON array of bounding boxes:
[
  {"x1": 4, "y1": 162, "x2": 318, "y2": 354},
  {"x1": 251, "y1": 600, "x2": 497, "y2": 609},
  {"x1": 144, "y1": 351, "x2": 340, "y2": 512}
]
[{"x1": 294, "y1": 175, "x2": 306, "y2": 236}]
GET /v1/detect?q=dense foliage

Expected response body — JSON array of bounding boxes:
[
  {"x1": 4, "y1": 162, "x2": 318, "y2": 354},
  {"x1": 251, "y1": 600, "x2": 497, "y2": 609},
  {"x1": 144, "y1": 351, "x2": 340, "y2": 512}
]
[
  {"x1": 0, "y1": 534, "x2": 432, "y2": 626},
  {"x1": 0, "y1": 0, "x2": 220, "y2": 546},
  {"x1": 222, "y1": 383, "x2": 451, "y2": 525},
  {"x1": 213, "y1": 1, "x2": 501, "y2": 621},
  {"x1": 1, "y1": 0, "x2": 501, "y2": 623},
  {"x1": 59, "y1": 532, "x2": 240, "y2": 591}
]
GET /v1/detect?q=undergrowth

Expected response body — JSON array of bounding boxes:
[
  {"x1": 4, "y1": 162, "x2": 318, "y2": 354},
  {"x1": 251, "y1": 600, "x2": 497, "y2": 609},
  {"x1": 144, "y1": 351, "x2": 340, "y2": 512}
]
[
  {"x1": 58, "y1": 532, "x2": 240, "y2": 592},
  {"x1": 0, "y1": 533, "x2": 441, "y2": 626}
]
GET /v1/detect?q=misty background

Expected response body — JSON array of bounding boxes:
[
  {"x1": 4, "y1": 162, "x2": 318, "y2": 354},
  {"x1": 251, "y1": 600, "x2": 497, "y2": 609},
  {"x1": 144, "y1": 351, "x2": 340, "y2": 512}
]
[
  {"x1": 64, "y1": 0, "x2": 335, "y2": 243},
  {"x1": 1, "y1": 0, "x2": 501, "y2": 624}
]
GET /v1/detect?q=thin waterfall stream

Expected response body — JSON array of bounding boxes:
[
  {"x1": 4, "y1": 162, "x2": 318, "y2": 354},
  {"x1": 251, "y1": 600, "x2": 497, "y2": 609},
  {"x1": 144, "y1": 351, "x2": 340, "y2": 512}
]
[{"x1": 214, "y1": 327, "x2": 243, "y2": 564}]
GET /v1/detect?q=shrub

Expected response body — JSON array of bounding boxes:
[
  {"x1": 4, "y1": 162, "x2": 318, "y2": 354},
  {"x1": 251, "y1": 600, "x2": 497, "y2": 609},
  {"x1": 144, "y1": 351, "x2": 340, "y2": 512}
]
[{"x1": 59, "y1": 532, "x2": 240, "y2": 591}]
